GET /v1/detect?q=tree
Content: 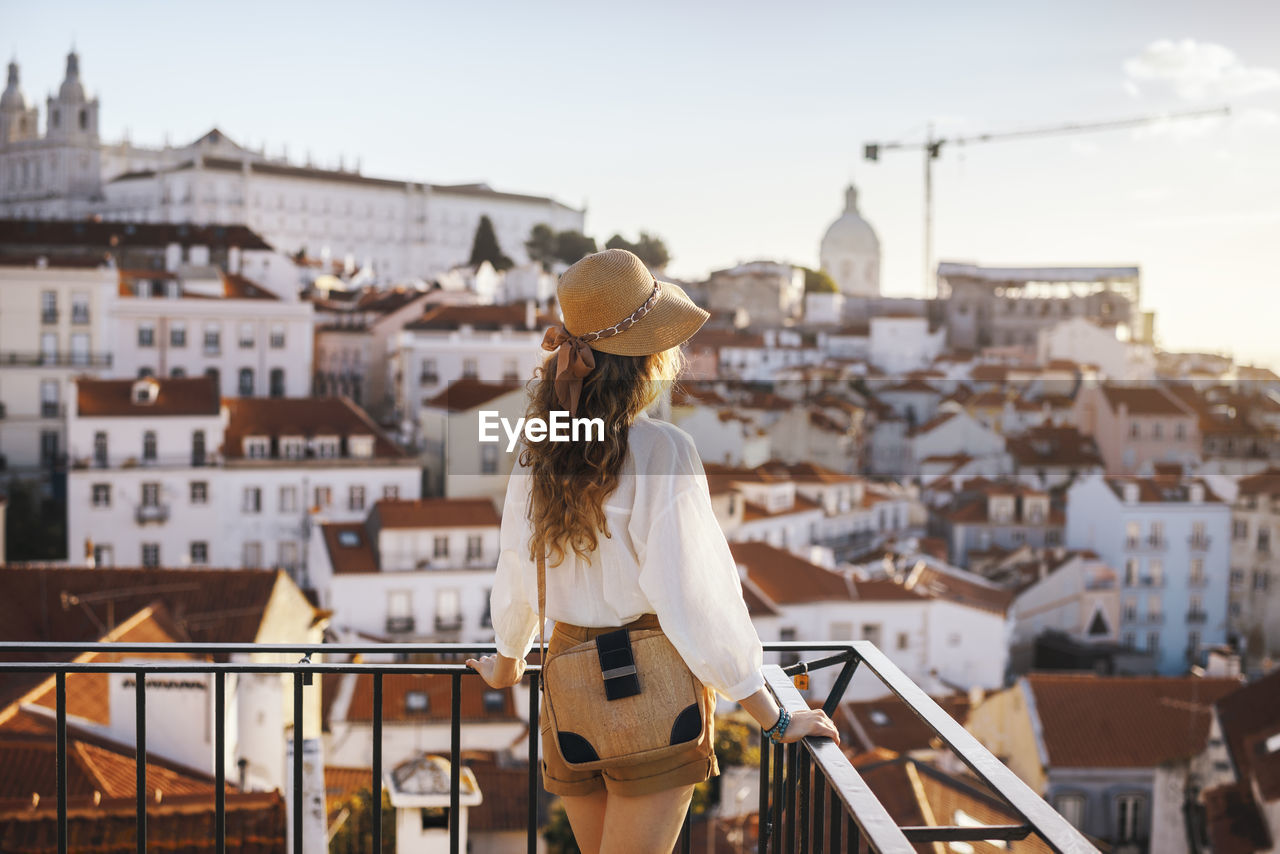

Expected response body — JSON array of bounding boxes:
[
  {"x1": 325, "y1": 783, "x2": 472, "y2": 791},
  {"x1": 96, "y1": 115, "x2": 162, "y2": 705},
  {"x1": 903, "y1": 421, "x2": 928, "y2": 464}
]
[
  {"x1": 542, "y1": 799, "x2": 581, "y2": 854},
  {"x1": 468, "y1": 215, "x2": 514, "y2": 272},
  {"x1": 802, "y1": 266, "x2": 839, "y2": 294},
  {"x1": 606, "y1": 231, "x2": 671, "y2": 270},
  {"x1": 328, "y1": 787, "x2": 395, "y2": 853},
  {"x1": 525, "y1": 223, "x2": 558, "y2": 272},
  {"x1": 553, "y1": 230, "x2": 598, "y2": 266}
]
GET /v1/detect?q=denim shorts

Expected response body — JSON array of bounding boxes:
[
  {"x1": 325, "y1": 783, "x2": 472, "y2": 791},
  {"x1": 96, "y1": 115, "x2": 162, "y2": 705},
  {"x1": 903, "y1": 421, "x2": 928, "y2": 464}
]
[{"x1": 539, "y1": 613, "x2": 719, "y2": 797}]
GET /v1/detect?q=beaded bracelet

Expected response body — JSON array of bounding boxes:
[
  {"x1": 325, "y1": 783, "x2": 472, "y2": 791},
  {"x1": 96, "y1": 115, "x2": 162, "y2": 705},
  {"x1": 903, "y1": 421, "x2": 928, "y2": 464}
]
[{"x1": 763, "y1": 706, "x2": 791, "y2": 743}]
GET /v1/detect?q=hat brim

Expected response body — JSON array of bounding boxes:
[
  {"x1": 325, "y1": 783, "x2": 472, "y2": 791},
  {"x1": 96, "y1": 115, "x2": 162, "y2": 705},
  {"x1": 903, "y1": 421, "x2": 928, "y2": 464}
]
[{"x1": 588, "y1": 278, "x2": 710, "y2": 356}]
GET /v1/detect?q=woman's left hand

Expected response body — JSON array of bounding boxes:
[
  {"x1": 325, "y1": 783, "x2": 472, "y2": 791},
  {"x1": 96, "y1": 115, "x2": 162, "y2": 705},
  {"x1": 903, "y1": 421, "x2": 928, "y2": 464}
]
[{"x1": 465, "y1": 653, "x2": 527, "y2": 689}]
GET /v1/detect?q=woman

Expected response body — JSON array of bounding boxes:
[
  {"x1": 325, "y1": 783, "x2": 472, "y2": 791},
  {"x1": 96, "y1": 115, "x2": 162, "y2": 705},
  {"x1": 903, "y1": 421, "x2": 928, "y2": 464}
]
[{"x1": 467, "y1": 248, "x2": 839, "y2": 854}]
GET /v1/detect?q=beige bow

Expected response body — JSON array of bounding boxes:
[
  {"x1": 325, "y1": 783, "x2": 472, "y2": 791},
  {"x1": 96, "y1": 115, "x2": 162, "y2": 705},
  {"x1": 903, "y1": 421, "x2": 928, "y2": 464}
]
[{"x1": 541, "y1": 325, "x2": 596, "y2": 417}]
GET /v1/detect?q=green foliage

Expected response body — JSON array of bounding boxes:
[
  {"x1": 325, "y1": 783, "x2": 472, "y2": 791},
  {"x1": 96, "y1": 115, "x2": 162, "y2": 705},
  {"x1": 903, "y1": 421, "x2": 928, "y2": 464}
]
[
  {"x1": 525, "y1": 224, "x2": 599, "y2": 271},
  {"x1": 3, "y1": 478, "x2": 66, "y2": 562},
  {"x1": 542, "y1": 798, "x2": 581, "y2": 854},
  {"x1": 605, "y1": 231, "x2": 671, "y2": 269},
  {"x1": 328, "y1": 787, "x2": 395, "y2": 853},
  {"x1": 468, "y1": 214, "x2": 514, "y2": 272},
  {"x1": 802, "y1": 266, "x2": 839, "y2": 294}
]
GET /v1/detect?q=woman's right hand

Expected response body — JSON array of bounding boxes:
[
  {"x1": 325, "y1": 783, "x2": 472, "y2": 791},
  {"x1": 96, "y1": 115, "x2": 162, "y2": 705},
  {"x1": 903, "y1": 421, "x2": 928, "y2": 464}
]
[{"x1": 776, "y1": 708, "x2": 841, "y2": 745}]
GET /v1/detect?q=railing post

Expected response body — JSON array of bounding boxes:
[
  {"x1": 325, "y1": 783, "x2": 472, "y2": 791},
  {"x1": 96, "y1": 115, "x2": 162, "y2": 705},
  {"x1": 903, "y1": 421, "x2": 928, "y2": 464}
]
[
  {"x1": 373, "y1": 672, "x2": 383, "y2": 854},
  {"x1": 527, "y1": 670, "x2": 540, "y2": 854},
  {"x1": 293, "y1": 672, "x2": 303, "y2": 854},
  {"x1": 136, "y1": 671, "x2": 147, "y2": 854},
  {"x1": 758, "y1": 726, "x2": 771, "y2": 854},
  {"x1": 56, "y1": 672, "x2": 67, "y2": 854},
  {"x1": 450, "y1": 671, "x2": 461, "y2": 854},
  {"x1": 215, "y1": 672, "x2": 225, "y2": 854}
]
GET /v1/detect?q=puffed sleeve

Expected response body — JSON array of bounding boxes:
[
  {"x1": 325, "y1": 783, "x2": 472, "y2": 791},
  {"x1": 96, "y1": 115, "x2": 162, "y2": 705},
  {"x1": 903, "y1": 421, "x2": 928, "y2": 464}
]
[
  {"x1": 630, "y1": 430, "x2": 765, "y2": 701},
  {"x1": 489, "y1": 458, "x2": 541, "y2": 660}
]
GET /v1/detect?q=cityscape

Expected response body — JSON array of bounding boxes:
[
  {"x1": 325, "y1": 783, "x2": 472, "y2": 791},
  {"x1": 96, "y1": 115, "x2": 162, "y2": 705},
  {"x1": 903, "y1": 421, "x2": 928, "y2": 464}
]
[{"x1": 1, "y1": 5, "x2": 1279, "y2": 853}]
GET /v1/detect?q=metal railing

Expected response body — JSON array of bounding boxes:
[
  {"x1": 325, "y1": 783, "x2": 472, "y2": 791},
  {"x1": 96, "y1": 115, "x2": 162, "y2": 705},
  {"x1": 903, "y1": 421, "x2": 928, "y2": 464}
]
[
  {"x1": 0, "y1": 640, "x2": 1099, "y2": 854},
  {"x1": 2, "y1": 351, "x2": 113, "y2": 367}
]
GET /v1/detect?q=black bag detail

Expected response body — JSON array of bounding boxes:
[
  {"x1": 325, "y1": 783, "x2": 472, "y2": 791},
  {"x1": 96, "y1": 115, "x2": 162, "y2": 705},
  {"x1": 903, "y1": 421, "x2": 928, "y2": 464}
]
[
  {"x1": 669, "y1": 702, "x2": 702, "y2": 745},
  {"x1": 557, "y1": 731, "x2": 600, "y2": 764},
  {"x1": 596, "y1": 628, "x2": 641, "y2": 700}
]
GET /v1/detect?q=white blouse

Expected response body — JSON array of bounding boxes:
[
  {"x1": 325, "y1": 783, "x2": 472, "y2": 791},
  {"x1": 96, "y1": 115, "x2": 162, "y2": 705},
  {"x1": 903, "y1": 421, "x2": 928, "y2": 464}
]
[{"x1": 489, "y1": 411, "x2": 766, "y2": 702}]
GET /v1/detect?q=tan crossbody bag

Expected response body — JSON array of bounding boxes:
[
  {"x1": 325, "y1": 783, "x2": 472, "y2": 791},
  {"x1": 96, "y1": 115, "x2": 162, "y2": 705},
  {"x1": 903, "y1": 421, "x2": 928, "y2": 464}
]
[{"x1": 537, "y1": 552, "x2": 709, "y2": 771}]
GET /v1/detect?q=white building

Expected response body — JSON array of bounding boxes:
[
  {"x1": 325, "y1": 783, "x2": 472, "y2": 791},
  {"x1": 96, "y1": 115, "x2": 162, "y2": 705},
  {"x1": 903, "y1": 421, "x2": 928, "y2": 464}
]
[
  {"x1": 819, "y1": 183, "x2": 880, "y2": 298},
  {"x1": 65, "y1": 376, "x2": 420, "y2": 577},
  {"x1": 1065, "y1": 473, "x2": 1231, "y2": 675},
  {"x1": 308, "y1": 497, "x2": 502, "y2": 642},
  {"x1": 1037, "y1": 316, "x2": 1155, "y2": 381},
  {"x1": 110, "y1": 267, "x2": 314, "y2": 398},
  {"x1": 0, "y1": 51, "x2": 584, "y2": 282},
  {"x1": 868, "y1": 314, "x2": 946, "y2": 376},
  {"x1": 1007, "y1": 551, "x2": 1121, "y2": 673}
]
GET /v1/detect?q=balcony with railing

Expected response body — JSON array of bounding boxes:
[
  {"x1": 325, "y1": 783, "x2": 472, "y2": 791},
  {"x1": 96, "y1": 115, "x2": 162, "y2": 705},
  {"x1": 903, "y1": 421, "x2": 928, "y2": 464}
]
[
  {"x1": 2, "y1": 350, "x2": 113, "y2": 368},
  {"x1": 385, "y1": 616, "x2": 415, "y2": 635},
  {"x1": 134, "y1": 504, "x2": 170, "y2": 525},
  {"x1": 1186, "y1": 610, "x2": 1208, "y2": 624},
  {"x1": 0, "y1": 639, "x2": 1098, "y2": 854},
  {"x1": 1188, "y1": 534, "x2": 1211, "y2": 551}
]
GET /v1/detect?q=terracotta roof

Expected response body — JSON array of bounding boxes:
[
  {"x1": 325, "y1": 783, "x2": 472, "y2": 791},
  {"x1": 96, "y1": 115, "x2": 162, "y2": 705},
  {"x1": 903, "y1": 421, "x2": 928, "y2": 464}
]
[
  {"x1": 222, "y1": 396, "x2": 406, "y2": 459},
  {"x1": 754, "y1": 460, "x2": 857, "y2": 484},
  {"x1": 117, "y1": 269, "x2": 278, "y2": 301},
  {"x1": 76, "y1": 376, "x2": 220, "y2": 417},
  {"x1": 908, "y1": 410, "x2": 956, "y2": 436},
  {"x1": 849, "y1": 577, "x2": 930, "y2": 603},
  {"x1": 0, "y1": 218, "x2": 273, "y2": 250},
  {"x1": 1238, "y1": 468, "x2": 1280, "y2": 499},
  {"x1": 0, "y1": 790, "x2": 285, "y2": 853},
  {"x1": 1099, "y1": 384, "x2": 1192, "y2": 416},
  {"x1": 739, "y1": 578, "x2": 782, "y2": 617},
  {"x1": 405, "y1": 303, "x2": 553, "y2": 332},
  {"x1": 340, "y1": 674, "x2": 519, "y2": 724},
  {"x1": 969, "y1": 364, "x2": 1009, "y2": 383},
  {"x1": 0, "y1": 566, "x2": 287, "y2": 710},
  {"x1": 840, "y1": 694, "x2": 973, "y2": 755},
  {"x1": 1007, "y1": 425, "x2": 1104, "y2": 468},
  {"x1": 422, "y1": 379, "x2": 523, "y2": 412},
  {"x1": 1216, "y1": 668, "x2": 1280, "y2": 802},
  {"x1": 371, "y1": 498, "x2": 500, "y2": 530},
  {"x1": 740, "y1": 493, "x2": 824, "y2": 522},
  {"x1": 877, "y1": 379, "x2": 941, "y2": 395},
  {"x1": 1102, "y1": 475, "x2": 1222, "y2": 504},
  {"x1": 463, "y1": 752, "x2": 538, "y2": 832},
  {"x1": 905, "y1": 562, "x2": 1014, "y2": 614},
  {"x1": 320, "y1": 523, "x2": 379, "y2": 575},
  {"x1": 729, "y1": 542, "x2": 851, "y2": 604},
  {"x1": 1202, "y1": 780, "x2": 1273, "y2": 854},
  {"x1": 1026, "y1": 673, "x2": 1242, "y2": 768}
]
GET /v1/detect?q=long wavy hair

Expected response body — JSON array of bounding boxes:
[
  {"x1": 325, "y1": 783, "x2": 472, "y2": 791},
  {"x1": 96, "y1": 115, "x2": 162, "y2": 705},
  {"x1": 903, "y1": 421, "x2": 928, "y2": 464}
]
[{"x1": 519, "y1": 345, "x2": 686, "y2": 568}]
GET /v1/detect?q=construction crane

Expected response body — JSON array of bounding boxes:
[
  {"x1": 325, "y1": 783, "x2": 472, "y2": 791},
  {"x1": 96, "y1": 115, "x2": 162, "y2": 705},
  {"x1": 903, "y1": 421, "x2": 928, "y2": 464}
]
[{"x1": 862, "y1": 105, "x2": 1232, "y2": 296}]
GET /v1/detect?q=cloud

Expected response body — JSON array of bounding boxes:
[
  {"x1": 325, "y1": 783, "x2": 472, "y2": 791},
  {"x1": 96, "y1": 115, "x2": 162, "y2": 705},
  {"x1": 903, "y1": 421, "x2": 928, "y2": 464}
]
[
  {"x1": 1123, "y1": 79, "x2": 1142, "y2": 99},
  {"x1": 1123, "y1": 39, "x2": 1280, "y2": 100},
  {"x1": 1070, "y1": 139, "x2": 1100, "y2": 156}
]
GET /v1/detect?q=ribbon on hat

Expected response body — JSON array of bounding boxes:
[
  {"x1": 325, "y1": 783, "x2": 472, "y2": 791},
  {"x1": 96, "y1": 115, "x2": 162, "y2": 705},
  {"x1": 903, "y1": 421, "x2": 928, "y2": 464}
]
[{"x1": 541, "y1": 325, "x2": 596, "y2": 417}]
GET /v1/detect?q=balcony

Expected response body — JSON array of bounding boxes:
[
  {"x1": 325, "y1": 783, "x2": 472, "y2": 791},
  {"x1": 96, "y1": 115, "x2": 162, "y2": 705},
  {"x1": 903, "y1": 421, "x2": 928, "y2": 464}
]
[
  {"x1": 41, "y1": 309, "x2": 58, "y2": 324},
  {"x1": 1186, "y1": 611, "x2": 1208, "y2": 624},
  {"x1": 385, "y1": 615, "x2": 415, "y2": 635},
  {"x1": 134, "y1": 504, "x2": 170, "y2": 525},
  {"x1": 2, "y1": 351, "x2": 113, "y2": 368},
  {"x1": 435, "y1": 614, "x2": 464, "y2": 633},
  {"x1": 1189, "y1": 535, "x2": 1211, "y2": 550},
  {"x1": 0, "y1": 639, "x2": 1098, "y2": 854}
]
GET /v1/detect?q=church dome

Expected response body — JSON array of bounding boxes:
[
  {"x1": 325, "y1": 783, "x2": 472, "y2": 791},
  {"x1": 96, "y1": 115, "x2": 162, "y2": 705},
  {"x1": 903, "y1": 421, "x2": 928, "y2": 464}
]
[
  {"x1": 820, "y1": 183, "x2": 881, "y2": 298},
  {"x1": 821, "y1": 184, "x2": 879, "y2": 256},
  {"x1": 57, "y1": 51, "x2": 86, "y2": 103},
  {"x1": 1, "y1": 61, "x2": 25, "y2": 112}
]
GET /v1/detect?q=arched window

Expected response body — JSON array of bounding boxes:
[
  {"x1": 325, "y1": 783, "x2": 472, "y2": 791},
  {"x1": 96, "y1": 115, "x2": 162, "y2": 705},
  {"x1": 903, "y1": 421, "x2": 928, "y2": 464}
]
[
  {"x1": 238, "y1": 368, "x2": 254, "y2": 397},
  {"x1": 78, "y1": 109, "x2": 88, "y2": 130},
  {"x1": 269, "y1": 368, "x2": 285, "y2": 398}
]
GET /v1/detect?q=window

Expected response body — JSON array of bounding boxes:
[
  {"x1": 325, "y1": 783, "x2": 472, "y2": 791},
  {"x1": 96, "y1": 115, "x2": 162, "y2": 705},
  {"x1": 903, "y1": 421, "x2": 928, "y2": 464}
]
[
  {"x1": 238, "y1": 368, "x2": 254, "y2": 397},
  {"x1": 280, "y1": 436, "x2": 305, "y2": 459},
  {"x1": 170, "y1": 322, "x2": 186, "y2": 347},
  {"x1": 190, "y1": 541, "x2": 208, "y2": 565},
  {"x1": 896, "y1": 632, "x2": 909, "y2": 650},
  {"x1": 1259, "y1": 527, "x2": 1271, "y2": 554},
  {"x1": 349, "y1": 485, "x2": 366, "y2": 511},
  {"x1": 1149, "y1": 521, "x2": 1164, "y2": 548},
  {"x1": 862, "y1": 623, "x2": 882, "y2": 647},
  {"x1": 1123, "y1": 597, "x2": 1137, "y2": 621},
  {"x1": 405, "y1": 691, "x2": 429, "y2": 714},
  {"x1": 1146, "y1": 631, "x2": 1160, "y2": 652},
  {"x1": 238, "y1": 322, "x2": 255, "y2": 349},
  {"x1": 1190, "y1": 593, "x2": 1204, "y2": 617},
  {"x1": 483, "y1": 689, "x2": 505, "y2": 713},
  {"x1": 269, "y1": 325, "x2": 285, "y2": 348},
  {"x1": 1129, "y1": 422, "x2": 1141, "y2": 439},
  {"x1": 244, "y1": 437, "x2": 269, "y2": 459},
  {"x1": 205, "y1": 367, "x2": 220, "y2": 391},
  {"x1": 203, "y1": 324, "x2": 221, "y2": 355},
  {"x1": 170, "y1": 367, "x2": 185, "y2": 378},
  {"x1": 41, "y1": 290, "x2": 57, "y2": 324},
  {"x1": 280, "y1": 485, "x2": 298, "y2": 512},
  {"x1": 138, "y1": 322, "x2": 155, "y2": 348},
  {"x1": 243, "y1": 541, "x2": 262, "y2": 568},
  {"x1": 1147, "y1": 595, "x2": 1162, "y2": 619},
  {"x1": 436, "y1": 589, "x2": 461, "y2": 629},
  {"x1": 1152, "y1": 421, "x2": 1163, "y2": 439},
  {"x1": 71, "y1": 293, "x2": 90, "y2": 324},
  {"x1": 40, "y1": 429, "x2": 59, "y2": 466},
  {"x1": 269, "y1": 368, "x2": 285, "y2": 398},
  {"x1": 462, "y1": 358, "x2": 478, "y2": 379},
  {"x1": 91, "y1": 483, "x2": 111, "y2": 507},
  {"x1": 419, "y1": 358, "x2": 438, "y2": 384},
  {"x1": 383, "y1": 484, "x2": 400, "y2": 500},
  {"x1": 141, "y1": 482, "x2": 160, "y2": 507},
  {"x1": 1148, "y1": 559, "x2": 1163, "y2": 587},
  {"x1": 314, "y1": 437, "x2": 339, "y2": 458},
  {"x1": 1175, "y1": 422, "x2": 1186, "y2": 440},
  {"x1": 1115, "y1": 794, "x2": 1145, "y2": 842},
  {"x1": 480, "y1": 443, "x2": 498, "y2": 475},
  {"x1": 243, "y1": 487, "x2": 262, "y2": 513},
  {"x1": 279, "y1": 541, "x2": 298, "y2": 569},
  {"x1": 1190, "y1": 559, "x2": 1205, "y2": 586},
  {"x1": 1254, "y1": 570, "x2": 1270, "y2": 592},
  {"x1": 191, "y1": 430, "x2": 207, "y2": 466},
  {"x1": 1233, "y1": 519, "x2": 1248, "y2": 540},
  {"x1": 93, "y1": 431, "x2": 108, "y2": 467},
  {"x1": 141, "y1": 543, "x2": 160, "y2": 568},
  {"x1": 1054, "y1": 794, "x2": 1085, "y2": 829},
  {"x1": 70, "y1": 333, "x2": 89, "y2": 365},
  {"x1": 1230, "y1": 568, "x2": 1245, "y2": 588},
  {"x1": 466, "y1": 535, "x2": 482, "y2": 561},
  {"x1": 190, "y1": 481, "x2": 208, "y2": 504},
  {"x1": 1123, "y1": 631, "x2": 1135, "y2": 649},
  {"x1": 313, "y1": 486, "x2": 332, "y2": 508},
  {"x1": 1124, "y1": 558, "x2": 1139, "y2": 586},
  {"x1": 94, "y1": 544, "x2": 114, "y2": 568},
  {"x1": 40, "y1": 379, "x2": 60, "y2": 418},
  {"x1": 41, "y1": 332, "x2": 57, "y2": 363},
  {"x1": 143, "y1": 431, "x2": 157, "y2": 462},
  {"x1": 434, "y1": 535, "x2": 449, "y2": 559}
]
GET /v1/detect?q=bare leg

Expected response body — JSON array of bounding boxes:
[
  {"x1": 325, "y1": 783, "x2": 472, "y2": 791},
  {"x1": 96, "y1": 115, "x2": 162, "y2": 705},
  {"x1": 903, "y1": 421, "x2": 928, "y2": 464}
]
[
  {"x1": 560, "y1": 789, "x2": 609, "y2": 854},
  {"x1": 599, "y1": 783, "x2": 695, "y2": 854}
]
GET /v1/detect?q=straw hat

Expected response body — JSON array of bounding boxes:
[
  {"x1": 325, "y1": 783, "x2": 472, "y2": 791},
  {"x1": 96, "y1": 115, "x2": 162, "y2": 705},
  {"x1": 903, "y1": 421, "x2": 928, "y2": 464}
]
[
  {"x1": 541, "y1": 248, "x2": 709, "y2": 415},
  {"x1": 556, "y1": 248, "x2": 709, "y2": 356}
]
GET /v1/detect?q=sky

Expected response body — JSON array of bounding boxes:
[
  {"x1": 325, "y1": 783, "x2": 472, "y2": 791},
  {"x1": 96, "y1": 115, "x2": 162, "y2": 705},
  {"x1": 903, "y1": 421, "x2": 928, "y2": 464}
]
[{"x1": 4, "y1": 0, "x2": 1279, "y2": 367}]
